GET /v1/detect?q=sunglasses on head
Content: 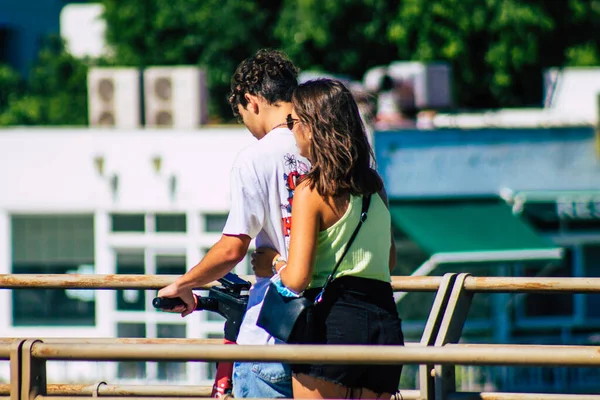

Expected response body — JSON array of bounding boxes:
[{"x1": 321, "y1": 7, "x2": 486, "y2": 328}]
[{"x1": 286, "y1": 114, "x2": 299, "y2": 130}]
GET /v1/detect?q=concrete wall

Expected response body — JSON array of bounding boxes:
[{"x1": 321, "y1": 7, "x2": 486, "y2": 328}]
[
  {"x1": 375, "y1": 127, "x2": 600, "y2": 199},
  {"x1": 0, "y1": 127, "x2": 254, "y2": 212}
]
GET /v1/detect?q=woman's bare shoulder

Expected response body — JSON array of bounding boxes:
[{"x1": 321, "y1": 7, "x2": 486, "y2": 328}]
[{"x1": 294, "y1": 180, "x2": 323, "y2": 209}]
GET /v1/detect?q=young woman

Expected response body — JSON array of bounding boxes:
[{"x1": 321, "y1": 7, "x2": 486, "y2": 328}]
[{"x1": 252, "y1": 79, "x2": 404, "y2": 399}]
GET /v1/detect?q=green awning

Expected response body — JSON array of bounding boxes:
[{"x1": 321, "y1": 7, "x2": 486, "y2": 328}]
[{"x1": 390, "y1": 201, "x2": 557, "y2": 256}]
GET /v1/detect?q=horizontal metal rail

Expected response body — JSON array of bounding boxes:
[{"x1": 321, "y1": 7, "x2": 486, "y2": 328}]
[
  {"x1": 0, "y1": 343, "x2": 10, "y2": 359},
  {"x1": 449, "y1": 393, "x2": 600, "y2": 400},
  {"x1": 0, "y1": 274, "x2": 190, "y2": 290},
  {"x1": 463, "y1": 276, "x2": 600, "y2": 293},
  {"x1": 35, "y1": 397, "x2": 210, "y2": 400},
  {"x1": 0, "y1": 383, "x2": 420, "y2": 400},
  {"x1": 0, "y1": 337, "x2": 222, "y2": 345},
  {"x1": 4, "y1": 274, "x2": 600, "y2": 400},
  {"x1": 3, "y1": 274, "x2": 600, "y2": 293},
  {"x1": 0, "y1": 383, "x2": 213, "y2": 397},
  {"x1": 28, "y1": 342, "x2": 600, "y2": 367},
  {"x1": 0, "y1": 274, "x2": 441, "y2": 291}
]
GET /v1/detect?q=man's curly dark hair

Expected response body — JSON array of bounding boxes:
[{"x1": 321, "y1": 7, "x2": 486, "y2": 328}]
[{"x1": 228, "y1": 49, "x2": 299, "y2": 121}]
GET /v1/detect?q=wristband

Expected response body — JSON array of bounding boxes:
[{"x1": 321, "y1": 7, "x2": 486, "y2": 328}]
[{"x1": 271, "y1": 255, "x2": 286, "y2": 275}]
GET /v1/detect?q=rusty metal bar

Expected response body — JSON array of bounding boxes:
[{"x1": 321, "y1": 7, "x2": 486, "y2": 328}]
[
  {"x1": 20, "y1": 339, "x2": 46, "y2": 400},
  {"x1": 10, "y1": 340, "x2": 24, "y2": 400},
  {"x1": 0, "y1": 338, "x2": 221, "y2": 345},
  {"x1": 449, "y1": 392, "x2": 600, "y2": 400},
  {"x1": 35, "y1": 397, "x2": 211, "y2": 400},
  {"x1": 0, "y1": 274, "x2": 207, "y2": 290},
  {"x1": 463, "y1": 276, "x2": 600, "y2": 293},
  {"x1": 1, "y1": 384, "x2": 213, "y2": 397},
  {"x1": 419, "y1": 273, "x2": 458, "y2": 400},
  {"x1": 0, "y1": 274, "x2": 441, "y2": 292},
  {"x1": 0, "y1": 385, "x2": 420, "y2": 399},
  {"x1": 27, "y1": 342, "x2": 600, "y2": 367},
  {"x1": 0, "y1": 385, "x2": 85, "y2": 396},
  {"x1": 0, "y1": 343, "x2": 10, "y2": 359},
  {"x1": 3, "y1": 274, "x2": 600, "y2": 293},
  {"x1": 85, "y1": 384, "x2": 213, "y2": 397},
  {"x1": 392, "y1": 276, "x2": 443, "y2": 291},
  {"x1": 435, "y1": 274, "x2": 474, "y2": 400}
]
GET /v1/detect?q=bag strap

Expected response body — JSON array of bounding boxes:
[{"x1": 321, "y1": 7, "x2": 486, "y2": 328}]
[{"x1": 314, "y1": 194, "x2": 372, "y2": 304}]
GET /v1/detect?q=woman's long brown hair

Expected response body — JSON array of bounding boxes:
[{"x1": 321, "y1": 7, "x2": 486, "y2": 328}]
[{"x1": 292, "y1": 79, "x2": 383, "y2": 198}]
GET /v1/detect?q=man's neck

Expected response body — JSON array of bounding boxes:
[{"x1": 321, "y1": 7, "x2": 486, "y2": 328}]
[{"x1": 259, "y1": 103, "x2": 293, "y2": 139}]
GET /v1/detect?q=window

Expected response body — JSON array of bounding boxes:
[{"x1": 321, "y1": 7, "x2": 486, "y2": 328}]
[
  {"x1": 204, "y1": 213, "x2": 228, "y2": 233},
  {"x1": 155, "y1": 214, "x2": 186, "y2": 233},
  {"x1": 115, "y1": 251, "x2": 145, "y2": 311},
  {"x1": 157, "y1": 324, "x2": 187, "y2": 380},
  {"x1": 156, "y1": 254, "x2": 186, "y2": 275},
  {"x1": 117, "y1": 323, "x2": 146, "y2": 379},
  {"x1": 111, "y1": 214, "x2": 145, "y2": 232},
  {"x1": 564, "y1": 219, "x2": 600, "y2": 232},
  {"x1": 583, "y1": 244, "x2": 600, "y2": 319},
  {"x1": 205, "y1": 333, "x2": 224, "y2": 380},
  {"x1": 521, "y1": 256, "x2": 574, "y2": 318},
  {"x1": 11, "y1": 215, "x2": 95, "y2": 326}
]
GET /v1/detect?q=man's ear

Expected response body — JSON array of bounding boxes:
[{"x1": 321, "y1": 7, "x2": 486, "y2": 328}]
[{"x1": 244, "y1": 93, "x2": 260, "y2": 114}]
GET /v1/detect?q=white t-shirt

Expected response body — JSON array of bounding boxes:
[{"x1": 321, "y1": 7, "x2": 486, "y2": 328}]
[{"x1": 222, "y1": 127, "x2": 310, "y2": 345}]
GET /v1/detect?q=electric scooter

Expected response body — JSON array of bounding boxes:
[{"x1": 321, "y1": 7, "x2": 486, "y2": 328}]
[{"x1": 153, "y1": 273, "x2": 251, "y2": 398}]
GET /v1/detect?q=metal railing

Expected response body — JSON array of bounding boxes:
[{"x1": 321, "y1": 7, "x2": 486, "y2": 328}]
[{"x1": 2, "y1": 273, "x2": 600, "y2": 400}]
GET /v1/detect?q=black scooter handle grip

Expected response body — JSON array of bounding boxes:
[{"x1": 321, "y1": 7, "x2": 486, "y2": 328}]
[
  {"x1": 153, "y1": 295, "x2": 218, "y2": 312},
  {"x1": 153, "y1": 296, "x2": 186, "y2": 309}
]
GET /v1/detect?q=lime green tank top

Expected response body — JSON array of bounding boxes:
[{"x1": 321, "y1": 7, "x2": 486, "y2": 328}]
[{"x1": 309, "y1": 193, "x2": 392, "y2": 288}]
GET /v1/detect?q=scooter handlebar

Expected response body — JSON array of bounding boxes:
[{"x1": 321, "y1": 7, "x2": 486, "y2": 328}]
[{"x1": 152, "y1": 295, "x2": 218, "y2": 312}]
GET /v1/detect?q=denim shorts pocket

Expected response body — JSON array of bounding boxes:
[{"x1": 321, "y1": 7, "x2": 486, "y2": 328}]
[
  {"x1": 251, "y1": 362, "x2": 292, "y2": 384},
  {"x1": 326, "y1": 302, "x2": 369, "y2": 344}
]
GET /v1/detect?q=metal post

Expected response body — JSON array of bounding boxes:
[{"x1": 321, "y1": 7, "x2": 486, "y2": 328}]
[
  {"x1": 434, "y1": 273, "x2": 473, "y2": 400},
  {"x1": 20, "y1": 340, "x2": 46, "y2": 400},
  {"x1": 596, "y1": 92, "x2": 600, "y2": 157},
  {"x1": 10, "y1": 340, "x2": 25, "y2": 400},
  {"x1": 419, "y1": 273, "x2": 458, "y2": 400}
]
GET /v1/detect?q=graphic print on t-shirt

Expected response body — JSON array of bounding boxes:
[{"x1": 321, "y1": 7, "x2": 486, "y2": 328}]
[{"x1": 281, "y1": 153, "x2": 310, "y2": 247}]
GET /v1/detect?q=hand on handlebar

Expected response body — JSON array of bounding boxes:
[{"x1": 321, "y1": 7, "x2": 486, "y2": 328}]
[{"x1": 157, "y1": 282, "x2": 197, "y2": 317}]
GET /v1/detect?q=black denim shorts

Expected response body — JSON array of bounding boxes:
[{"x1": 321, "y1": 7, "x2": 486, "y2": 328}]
[{"x1": 292, "y1": 276, "x2": 404, "y2": 394}]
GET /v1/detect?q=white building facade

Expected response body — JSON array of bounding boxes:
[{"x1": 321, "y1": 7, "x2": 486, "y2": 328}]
[{"x1": 0, "y1": 127, "x2": 257, "y2": 385}]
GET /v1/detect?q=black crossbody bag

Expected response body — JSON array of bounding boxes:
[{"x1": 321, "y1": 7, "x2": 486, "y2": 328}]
[{"x1": 257, "y1": 194, "x2": 372, "y2": 343}]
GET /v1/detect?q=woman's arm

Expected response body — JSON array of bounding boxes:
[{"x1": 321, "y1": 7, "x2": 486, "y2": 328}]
[{"x1": 279, "y1": 181, "x2": 321, "y2": 293}]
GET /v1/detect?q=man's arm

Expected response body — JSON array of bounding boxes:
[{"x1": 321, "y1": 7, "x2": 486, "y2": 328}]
[{"x1": 158, "y1": 234, "x2": 251, "y2": 316}]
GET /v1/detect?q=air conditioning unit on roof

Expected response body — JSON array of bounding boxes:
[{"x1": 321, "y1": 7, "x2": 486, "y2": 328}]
[
  {"x1": 544, "y1": 67, "x2": 600, "y2": 121},
  {"x1": 87, "y1": 67, "x2": 141, "y2": 128},
  {"x1": 387, "y1": 61, "x2": 452, "y2": 109},
  {"x1": 144, "y1": 66, "x2": 209, "y2": 129}
]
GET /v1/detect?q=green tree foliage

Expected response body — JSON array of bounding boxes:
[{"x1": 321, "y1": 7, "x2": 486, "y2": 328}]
[
  {"x1": 561, "y1": 0, "x2": 600, "y2": 66},
  {"x1": 0, "y1": 64, "x2": 23, "y2": 113},
  {"x1": 275, "y1": 0, "x2": 399, "y2": 78},
  {"x1": 388, "y1": 0, "x2": 600, "y2": 108},
  {"x1": 2, "y1": 0, "x2": 599, "y2": 125},
  {"x1": 0, "y1": 37, "x2": 88, "y2": 126},
  {"x1": 102, "y1": 0, "x2": 284, "y2": 121}
]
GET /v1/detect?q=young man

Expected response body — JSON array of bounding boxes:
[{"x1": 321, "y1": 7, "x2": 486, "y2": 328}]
[{"x1": 157, "y1": 49, "x2": 308, "y2": 398}]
